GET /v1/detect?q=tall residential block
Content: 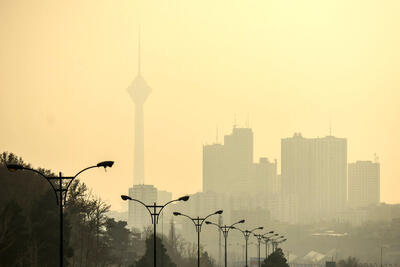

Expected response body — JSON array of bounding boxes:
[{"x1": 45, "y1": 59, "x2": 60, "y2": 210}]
[
  {"x1": 281, "y1": 133, "x2": 347, "y2": 222},
  {"x1": 128, "y1": 185, "x2": 158, "y2": 229},
  {"x1": 348, "y1": 161, "x2": 380, "y2": 207},
  {"x1": 203, "y1": 127, "x2": 276, "y2": 194}
]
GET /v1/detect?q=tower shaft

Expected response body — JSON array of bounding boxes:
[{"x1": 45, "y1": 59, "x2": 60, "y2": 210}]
[{"x1": 134, "y1": 103, "x2": 145, "y2": 185}]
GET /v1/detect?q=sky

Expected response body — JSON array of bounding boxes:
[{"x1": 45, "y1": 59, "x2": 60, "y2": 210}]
[{"x1": 1, "y1": 0, "x2": 399, "y2": 210}]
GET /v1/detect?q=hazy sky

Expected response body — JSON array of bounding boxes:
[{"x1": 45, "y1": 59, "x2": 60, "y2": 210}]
[{"x1": 1, "y1": 0, "x2": 399, "y2": 209}]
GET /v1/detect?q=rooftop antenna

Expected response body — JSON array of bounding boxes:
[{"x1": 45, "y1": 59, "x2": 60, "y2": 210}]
[
  {"x1": 233, "y1": 113, "x2": 237, "y2": 129},
  {"x1": 329, "y1": 116, "x2": 332, "y2": 136},
  {"x1": 246, "y1": 113, "x2": 250, "y2": 128}
]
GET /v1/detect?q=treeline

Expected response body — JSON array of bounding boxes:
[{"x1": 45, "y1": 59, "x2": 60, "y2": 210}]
[{"x1": 0, "y1": 152, "x2": 215, "y2": 267}]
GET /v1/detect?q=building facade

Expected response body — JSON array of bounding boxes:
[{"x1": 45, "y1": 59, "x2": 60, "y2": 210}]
[
  {"x1": 348, "y1": 160, "x2": 380, "y2": 208},
  {"x1": 203, "y1": 127, "x2": 277, "y2": 194},
  {"x1": 281, "y1": 133, "x2": 347, "y2": 222},
  {"x1": 128, "y1": 184, "x2": 158, "y2": 230}
]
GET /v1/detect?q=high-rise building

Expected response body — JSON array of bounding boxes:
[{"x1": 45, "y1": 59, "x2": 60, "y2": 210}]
[
  {"x1": 281, "y1": 133, "x2": 317, "y2": 221},
  {"x1": 281, "y1": 133, "x2": 347, "y2": 222},
  {"x1": 203, "y1": 127, "x2": 256, "y2": 193},
  {"x1": 203, "y1": 143, "x2": 225, "y2": 193},
  {"x1": 224, "y1": 127, "x2": 254, "y2": 193},
  {"x1": 128, "y1": 185, "x2": 158, "y2": 229},
  {"x1": 126, "y1": 30, "x2": 157, "y2": 230},
  {"x1": 315, "y1": 135, "x2": 347, "y2": 218},
  {"x1": 348, "y1": 160, "x2": 380, "y2": 207},
  {"x1": 252, "y1": 157, "x2": 278, "y2": 194},
  {"x1": 158, "y1": 190, "x2": 172, "y2": 204}
]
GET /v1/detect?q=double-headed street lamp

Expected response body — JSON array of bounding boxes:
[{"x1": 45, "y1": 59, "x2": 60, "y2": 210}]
[
  {"x1": 173, "y1": 210, "x2": 223, "y2": 267},
  {"x1": 231, "y1": 226, "x2": 264, "y2": 267},
  {"x1": 263, "y1": 232, "x2": 278, "y2": 258},
  {"x1": 121, "y1": 194, "x2": 190, "y2": 267},
  {"x1": 271, "y1": 237, "x2": 286, "y2": 253},
  {"x1": 205, "y1": 219, "x2": 245, "y2": 267},
  {"x1": 254, "y1": 232, "x2": 278, "y2": 267},
  {"x1": 6, "y1": 161, "x2": 114, "y2": 267}
]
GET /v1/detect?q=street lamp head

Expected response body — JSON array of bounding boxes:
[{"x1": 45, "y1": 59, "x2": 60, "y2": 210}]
[
  {"x1": 178, "y1": 195, "x2": 190, "y2": 201},
  {"x1": 6, "y1": 164, "x2": 23, "y2": 172},
  {"x1": 238, "y1": 219, "x2": 245, "y2": 224},
  {"x1": 269, "y1": 231, "x2": 274, "y2": 234},
  {"x1": 173, "y1": 212, "x2": 181, "y2": 216},
  {"x1": 205, "y1": 221, "x2": 212, "y2": 225},
  {"x1": 215, "y1": 210, "x2": 223, "y2": 215},
  {"x1": 274, "y1": 233, "x2": 279, "y2": 236},
  {"x1": 258, "y1": 226, "x2": 264, "y2": 230},
  {"x1": 97, "y1": 161, "x2": 114, "y2": 168},
  {"x1": 121, "y1": 195, "x2": 132, "y2": 201}
]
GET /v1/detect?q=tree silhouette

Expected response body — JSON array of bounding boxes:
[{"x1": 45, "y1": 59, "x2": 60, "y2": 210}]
[
  {"x1": 0, "y1": 152, "x2": 215, "y2": 266},
  {"x1": 338, "y1": 257, "x2": 360, "y2": 267},
  {"x1": 136, "y1": 236, "x2": 176, "y2": 267},
  {"x1": 262, "y1": 248, "x2": 289, "y2": 267},
  {"x1": 0, "y1": 200, "x2": 28, "y2": 266}
]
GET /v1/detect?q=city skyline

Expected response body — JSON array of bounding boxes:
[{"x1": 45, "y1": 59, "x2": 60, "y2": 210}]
[
  {"x1": 1, "y1": 0, "x2": 400, "y2": 210},
  {"x1": 2, "y1": 1, "x2": 400, "y2": 265}
]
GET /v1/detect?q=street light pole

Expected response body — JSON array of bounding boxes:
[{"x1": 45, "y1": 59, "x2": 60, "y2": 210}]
[
  {"x1": 255, "y1": 232, "x2": 279, "y2": 267},
  {"x1": 121, "y1": 195, "x2": 190, "y2": 267},
  {"x1": 271, "y1": 237, "x2": 286, "y2": 253},
  {"x1": 173, "y1": 210, "x2": 223, "y2": 267},
  {"x1": 59, "y1": 172, "x2": 63, "y2": 267},
  {"x1": 231, "y1": 226, "x2": 265, "y2": 267},
  {"x1": 205, "y1": 219, "x2": 245, "y2": 267},
  {"x1": 254, "y1": 234, "x2": 263, "y2": 267},
  {"x1": 6, "y1": 161, "x2": 114, "y2": 267},
  {"x1": 263, "y1": 233, "x2": 278, "y2": 258}
]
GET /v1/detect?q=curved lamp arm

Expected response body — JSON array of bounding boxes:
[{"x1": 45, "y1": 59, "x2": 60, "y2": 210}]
[
  {"x1": 263, "y1": 231, "x2": 275, "y2": 240},
  {"x1": 269, "y1": 234, "x2": 281, "y2": 242},
  {"x1": 230, "y1": 219, "x2": 245, "y2": 228},
  {"x1": 6, "y1": 165, "x2": 60, "y2": 204},
  {"x1": 157, "y1": 196, "x2": 189, "y2": 220},
  {"x1": 273, "y1": 233, "x2": 284, "y2": 240},
  {"x1": 173, "y1": 212, "x2": 198, "y2": 228},
  {"x1": 73, "y1": 165, "x2": 98, "y2": 178},
  {"x1": 205, "y1": 221, "x2": 222, "y2": 231},
  {"x1": 251, "y1": 226, "x2": 264, "y2": 233},
  {"x1": 67, "y1": 161, "x2": 114, "y2": 203},
  {"x1": 73, "y1": 161, "x2": 114, "y2": 178},
  {"x1": 230, "y1": 227, "x2": 248, "y2": 239},
  {"x1": 6, "y1": 162, "x2": 114, "y2": 206},
  {"x1": 121, "y1": 195, "x2": 153, "y2": 216},
  {"x1": 7, "y1": 165, "x2": 48, "y2": 179},
  {"x1": 227, "y1": 219, "x2": 245, "y2": 234},
  {"x1": 232, "y1": 226, "x2": 263, "y2": 239},
  {"x1": 201, "y1": 210, "x2": 223, "y2": 228}
]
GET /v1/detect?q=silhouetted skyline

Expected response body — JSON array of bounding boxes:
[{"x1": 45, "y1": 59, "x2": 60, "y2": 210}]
[{"x1": 1, "y1": 1, "x2": 399, "y2": 210}]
